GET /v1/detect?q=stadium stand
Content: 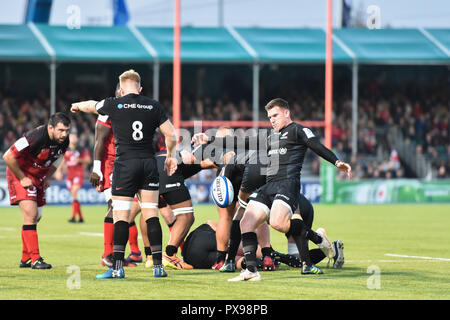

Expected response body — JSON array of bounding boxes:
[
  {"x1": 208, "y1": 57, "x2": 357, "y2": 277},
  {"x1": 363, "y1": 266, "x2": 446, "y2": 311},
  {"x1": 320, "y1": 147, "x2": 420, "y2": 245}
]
[{"x1": 0, "y1": 26, "x2": 448, "y2": 180}]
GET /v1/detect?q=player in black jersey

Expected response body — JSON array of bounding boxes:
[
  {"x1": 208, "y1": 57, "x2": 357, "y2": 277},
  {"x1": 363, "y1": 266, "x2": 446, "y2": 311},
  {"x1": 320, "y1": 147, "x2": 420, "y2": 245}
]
[
  {"x1": 205, "y1": 127, "x2": 242, "y2": 270},
  {"x1": 71, "y1": 69, "x2": 178, "y2": 279},
  {"x1": 156, "y1": 130, "x2": 217, "y2": 270},
  {"x1": 220, "y1": 150, "x2": 337, "y2": 273},
  {"x1": 141, "y1": 130, "x2": 217, "y2": 269},
  {"x1": 217, "y1": 151, "x2": 275, "y2": 272},
  {"x1": 193, "y1": 98, "x2": 351, "y2": 281}
]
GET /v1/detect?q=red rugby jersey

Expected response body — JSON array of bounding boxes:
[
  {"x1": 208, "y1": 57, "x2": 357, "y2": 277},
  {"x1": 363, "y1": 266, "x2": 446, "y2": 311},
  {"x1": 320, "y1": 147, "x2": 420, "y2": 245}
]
[
  {"x1": 7, "y1": 125, "x2": 69, "y2": 183},
  {"x1": 96, "y1": 114, "x2": 116, "y2": 162}
]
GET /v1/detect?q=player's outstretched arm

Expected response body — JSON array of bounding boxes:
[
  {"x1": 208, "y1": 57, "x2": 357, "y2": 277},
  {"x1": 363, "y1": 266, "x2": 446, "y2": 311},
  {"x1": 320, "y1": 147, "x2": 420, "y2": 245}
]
[
  {"x1": 191, "y1": 132, "x2": 261, "y2": 151},
  {"x1": 70, "y1": 100, "x2": 99, "y2": 114},
  {"x1": 307, "y1": 137, "x2": 352, "y2": 179},
  {"x1": 334, "y1": 160, "x2": 352, "y2": 179}
]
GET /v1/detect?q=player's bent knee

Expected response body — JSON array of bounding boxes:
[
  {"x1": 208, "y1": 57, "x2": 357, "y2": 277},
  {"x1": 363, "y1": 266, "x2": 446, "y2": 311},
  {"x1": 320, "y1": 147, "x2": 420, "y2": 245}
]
[
  {"x1": 240, "y1": 208, "x2": 267, "y2": 233},
  {"x1": 269, "y1": 201, "x2": 292, "y2": 233}
]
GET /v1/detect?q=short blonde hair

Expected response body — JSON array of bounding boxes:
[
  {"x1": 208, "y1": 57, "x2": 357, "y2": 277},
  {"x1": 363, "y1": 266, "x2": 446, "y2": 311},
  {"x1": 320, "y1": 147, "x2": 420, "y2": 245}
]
[{"x1": 119, "y1": 69, "x2": 141, "y2": 87}]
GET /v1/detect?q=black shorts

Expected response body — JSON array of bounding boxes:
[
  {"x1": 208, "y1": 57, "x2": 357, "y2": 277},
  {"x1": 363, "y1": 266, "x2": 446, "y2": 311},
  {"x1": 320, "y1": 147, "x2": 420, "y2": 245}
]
[
  {"x1": 216, "y1": 164, "x2": 245, "y2": 203},
  {"x1": 156, "y1": 155, "x2": 191, "y2": 206},
  {"x1": 157, "y1": 188, "x2": 192, "y2": 208},
  {"x1": 162, "y1": 187, "x2": 191, "y2": 206},
  {"x1": 179, "y1": 163, "x2": 203, "y2": 180},
  {"x1": 240, "y1": 164, "x2": 267, "y2": 194},
  {"x1": 181, "y1": 224, "x2": 217, "y2": 269},
  {"x1": 112, "y1": 158, "x2": 159, "y2": 197},
  {"x1": 156, "y1": 155, "x2": 186, "y2": 194},
  {"x1": 248, "y1": 178, "x2": 299, "y2": 215},
  {"x1": 297, "y1": 193, "x2": 314, "y2": 229}
]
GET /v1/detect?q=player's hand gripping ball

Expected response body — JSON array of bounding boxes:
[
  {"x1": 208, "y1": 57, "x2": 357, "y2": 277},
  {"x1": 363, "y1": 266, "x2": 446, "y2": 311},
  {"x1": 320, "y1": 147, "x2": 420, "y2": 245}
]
[{"x1": 211, "y1": 176, "x2": 234, "y2": 208}]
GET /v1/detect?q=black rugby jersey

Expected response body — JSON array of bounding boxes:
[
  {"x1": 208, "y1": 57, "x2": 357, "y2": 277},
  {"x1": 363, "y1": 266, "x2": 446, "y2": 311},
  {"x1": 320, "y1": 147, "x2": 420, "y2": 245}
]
[
  {"x1": 208, "y1": 122, "x2": 338, "y2": 183},
  {"x1": 96, "y1": 93, "x2": 168, "y2": 160}
]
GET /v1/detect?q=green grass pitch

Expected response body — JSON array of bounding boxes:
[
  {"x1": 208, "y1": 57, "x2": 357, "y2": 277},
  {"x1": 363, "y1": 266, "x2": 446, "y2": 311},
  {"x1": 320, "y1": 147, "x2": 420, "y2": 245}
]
[{"x1": 0, "y1": 203, "x2": 449, "y2": 300}]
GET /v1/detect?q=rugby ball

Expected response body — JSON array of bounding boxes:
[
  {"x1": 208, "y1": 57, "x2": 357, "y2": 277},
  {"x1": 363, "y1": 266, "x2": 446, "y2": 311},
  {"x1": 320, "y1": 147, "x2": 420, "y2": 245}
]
[{"x1": 211, "y1": 176, "x2": 234, "y2": 208}]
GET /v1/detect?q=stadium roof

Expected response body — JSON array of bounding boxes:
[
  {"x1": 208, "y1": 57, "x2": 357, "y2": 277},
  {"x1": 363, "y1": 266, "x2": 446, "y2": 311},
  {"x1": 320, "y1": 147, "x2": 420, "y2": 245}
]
[
  {"x1": 334, "y1": 28, "x2": 450, "y2": 64},
  {"x1": 137, "y1": 26, "x2": 254, "y2": 63},
  {"x1": 0, "y1": 24, "x2": 449, "y2": 64},
  {"x1": 0, "y1": 25, "x2": 50, "y2": 61},
  {"x1": 234, "y1": 27, "x2": 353, "y2": 63},
  {"x1": 35, "y1": 24, "x2": 153, "y2": 62}
]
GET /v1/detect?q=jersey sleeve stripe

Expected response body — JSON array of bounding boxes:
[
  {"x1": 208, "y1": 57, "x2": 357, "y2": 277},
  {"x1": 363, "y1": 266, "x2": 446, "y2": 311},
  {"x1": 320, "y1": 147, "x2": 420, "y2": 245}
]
[
  {"x1": 96, "y1": 120, "x2": 111, "y2": 128},
  {"x1": 14, "y1": 137, "x2": 29, "y2": 151},
  {"x1": 95, "y1": 99, "x2": 105, "y2": 111}
]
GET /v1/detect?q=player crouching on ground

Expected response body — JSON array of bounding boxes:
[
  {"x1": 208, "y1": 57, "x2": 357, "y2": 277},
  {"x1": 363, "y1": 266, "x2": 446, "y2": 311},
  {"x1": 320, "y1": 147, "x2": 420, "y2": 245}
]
[{"x1": 3, "y1": 112, "x2": 71, "y2": 269}]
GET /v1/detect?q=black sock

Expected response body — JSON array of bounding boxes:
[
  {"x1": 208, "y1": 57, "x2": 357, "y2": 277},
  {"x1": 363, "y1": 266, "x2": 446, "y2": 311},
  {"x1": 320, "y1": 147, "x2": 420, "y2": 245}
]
[
  {"x1": 166, "y1": 245, "x2": 177, "y2": 256},
  {"x1": 241, "y1": 232, "x2": 258, "y2": 273},
  {"x1": 310, "y1": 248, "x2": 326, "y2": 265},
  {"x1": 146, "y1": 217, "x2": 163, "y2": 265},
  {"x1": 288, "y1": 219, "x2": 312, "y2": 266},
  {"x1": 144, "y1": 246, "x2": 152, "y2": 257},
  {"x1": 113, "y1": 220, "x2": 129, "y2": 270},
  {"x1": 216, "y1": 250, "x2": 227, "y2": 263},
  {"x1": 226, "y1": 220, "x2": 241, "y2": 262},
  {"x1": 306, "y1": 229, "x2": 323, "y2": 245},
  {"x1": 261, "y1": 247, "x2": 272, "y2": 258}
]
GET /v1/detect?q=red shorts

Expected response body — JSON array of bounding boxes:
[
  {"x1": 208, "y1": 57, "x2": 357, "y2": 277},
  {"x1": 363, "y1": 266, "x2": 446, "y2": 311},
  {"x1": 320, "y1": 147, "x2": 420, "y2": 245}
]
[
  {"x1": 6, "y1": 169, "x2": 46, "y2": 207},
  {"x1": 66, "y1": 174, "x2": 84, "y2": 190},
  {"x1": 99, "y1": 157, "x2": 115, "y2": 192}
]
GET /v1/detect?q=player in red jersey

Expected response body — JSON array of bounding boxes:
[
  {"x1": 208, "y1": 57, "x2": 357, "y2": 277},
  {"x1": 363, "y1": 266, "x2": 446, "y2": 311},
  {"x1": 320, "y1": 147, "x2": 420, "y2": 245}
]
[
  {"x1": 3, "y1": 112, "x2": 71, "y2": 269},
  {"x1": 55, "y1": 132, "x2": 91, "y2": 223}
]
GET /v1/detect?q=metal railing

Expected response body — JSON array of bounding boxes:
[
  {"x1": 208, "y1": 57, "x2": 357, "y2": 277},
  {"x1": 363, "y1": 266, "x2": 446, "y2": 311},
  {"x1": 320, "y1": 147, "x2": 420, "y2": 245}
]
[{"x1": 387, "y1": 126, "x2": 432, "y2": 180}]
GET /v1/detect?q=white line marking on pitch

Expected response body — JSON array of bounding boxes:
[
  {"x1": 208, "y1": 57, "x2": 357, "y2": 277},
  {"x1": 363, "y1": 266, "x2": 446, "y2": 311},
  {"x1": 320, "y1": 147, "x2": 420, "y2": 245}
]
[
  {"x1": 385, "y1": 253, "x2": 450, "y2": 262},
  {"x1": 79, "y1": 232, "x2": 142, "y2": 240},
  {"x1": 80, "y1": 232, "x2": 103, "y2": 237},
  {"x1": 0, "y1": 227, "x2": 16, "y2": 231}
]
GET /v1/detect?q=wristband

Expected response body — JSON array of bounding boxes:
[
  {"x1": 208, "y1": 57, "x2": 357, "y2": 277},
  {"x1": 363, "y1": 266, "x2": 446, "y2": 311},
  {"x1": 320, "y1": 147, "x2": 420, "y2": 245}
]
[{"x1": 93, "y1": 160, "x2": 102, "y2": 174}]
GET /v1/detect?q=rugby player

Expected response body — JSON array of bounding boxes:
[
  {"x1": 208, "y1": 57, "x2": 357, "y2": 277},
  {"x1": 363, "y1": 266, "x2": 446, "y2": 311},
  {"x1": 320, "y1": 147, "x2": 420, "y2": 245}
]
[
  {"x1": 71, "y1": 69, "x2": 178, "y2": 279},
  {"x1": 3, "y1": 112, "x2": 71, "y2": 269},
  {"x1": 55, "y1": 132, "x2": 91, "y2": 223},
  {"x1": 192, "y1": 127, "x2": 277, "y2": 271},
  {"x1": 192, "y1": 98, "x2": 352, "y2": 281},
  {"x1": 140, "y1": 130, "x2": 217, "y2": 270},
  {"x1": 90, "y1": 83, "x2": 142, "y2": 268}
]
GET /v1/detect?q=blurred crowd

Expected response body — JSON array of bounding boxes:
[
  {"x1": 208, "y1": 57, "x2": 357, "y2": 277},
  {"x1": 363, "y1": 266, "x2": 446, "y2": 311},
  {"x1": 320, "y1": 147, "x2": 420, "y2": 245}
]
[{"x1": 0, "y1": 75, "x2": 449, "y2": 180}]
